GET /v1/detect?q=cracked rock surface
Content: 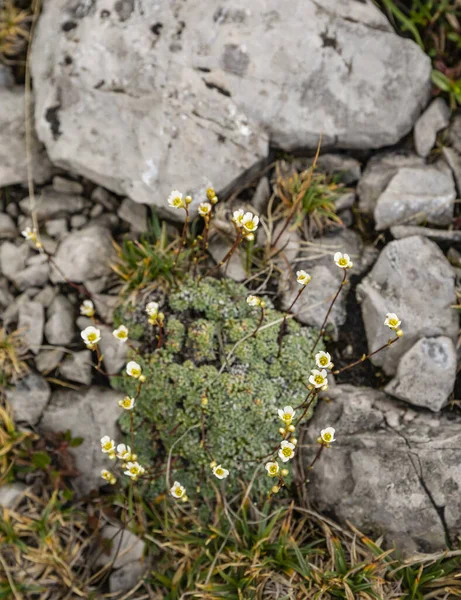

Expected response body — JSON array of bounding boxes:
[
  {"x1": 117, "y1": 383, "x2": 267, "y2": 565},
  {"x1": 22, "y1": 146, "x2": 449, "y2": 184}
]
[
  {"x1": 31, "y1": 0, "x2": 430, "y2": 215},
  {"x1": 304, "y1": 385, "x2": 461, "y2": 554}
]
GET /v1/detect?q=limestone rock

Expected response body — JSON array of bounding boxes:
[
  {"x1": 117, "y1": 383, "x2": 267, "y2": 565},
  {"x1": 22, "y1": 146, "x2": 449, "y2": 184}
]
[
  {"x1": 39, "y1": 387, "x2": 121, "y2": 495},
  {"x1": 374, "y1": 163, "x2": 455, "y2": 230},
  {"x1": 35, "y1": 348, "x2": 65, "y2": 373},
  {"x1": 385, "y1": 337, "x2": 456, "y2": 412},
  {"x1": 59, "y1": 350, "x2": 92, "y2": 385},
  {"x1": 0, "y1": 87, "x2": 52, "y2": 187},
  {"x1": 96, "y1": 525, "x2": 145, "y2": 569},
  {"x1": 0, "y1": 213, "x2": 17, "y2": 239},
  {"x1": 50, "y1": 226, "x2": 115, "y2": 283},
  {"x1": 18, "y1": 301, "x2": 44, "y2": 354},
  {"x1": 0, "y1": 483, "x2": 27, "y2": 508},
  {"x1": 45, "y1": 295, "x2": 75, "y2": 345},
  {"x1": 0, "y1": 242, "x2": 29, "y2": 283},
  {"x1": 31, "y1": 0, "x2": 430, "y2": 216},
  {"x1": 20, "y1": 189, "x2": 89, "y2": 220},
  {"x1": 6, "y1": 372, "x2": 51, "y2": 425},
  {"x1": 391, "y1": 225, "x2": 461, "y2": 244},
  {"x1": 117, "y1": 198, "x2": 148, "y2": 232},
  {"x1": 414, "y1": 98, "x2": 450, "y2": 157},
  {"x1": 304, "y1": 385, "x2": 461, "y2": 554},
  {"x1": 357, "y1": 236, "x2": 458, "y2": 375},
  {"x1": 280, "y1": 229, "x2": 367, "y2": 339},
  {"x1": 357, "y1": 151, "x2": 425, "y2": 215}
]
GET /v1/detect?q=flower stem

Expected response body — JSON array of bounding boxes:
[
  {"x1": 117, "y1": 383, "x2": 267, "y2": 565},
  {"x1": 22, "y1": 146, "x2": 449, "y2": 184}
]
[
  {"x1": 333, "y1": 335, "x2": 401, "y2": 375},
  {"x1": 277, "y1": 285, "x2": 306, "y2": 356},
  {"x1": 174, "y1": 206, "x2": 189, "y2": 270},
  {"x1": 251, "y1": 305, "x2": 265, "y2": 338},
  {"x1": 305, "y1": 444, "x2": 324, "y2": 475},
  {"x1": 201, "y1": 232, "x2": 242, "y2": 280},
  {"x1": 311, "y1": 270, "x2": 347, "y2": 354}
]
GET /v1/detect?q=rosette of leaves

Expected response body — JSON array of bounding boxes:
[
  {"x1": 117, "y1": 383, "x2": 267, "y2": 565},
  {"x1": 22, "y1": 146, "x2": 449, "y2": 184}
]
[{"x1": 114, "y1": 276, "x2": 321, "y2": 499}]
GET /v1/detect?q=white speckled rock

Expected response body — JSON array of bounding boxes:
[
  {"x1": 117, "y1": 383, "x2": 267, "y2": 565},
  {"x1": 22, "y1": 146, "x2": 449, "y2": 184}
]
[
  {"x1": 31, "y1": 0, "x2": 430, "y2": 217},
  {"x1": 6, "y1": 372, "x2": 51, "y2": 425}
]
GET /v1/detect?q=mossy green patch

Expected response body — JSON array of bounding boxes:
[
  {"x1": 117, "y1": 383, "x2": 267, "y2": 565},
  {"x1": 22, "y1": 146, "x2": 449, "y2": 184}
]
[{"x1": 114, "y1": 276, "x2": 321, "y2": 499}]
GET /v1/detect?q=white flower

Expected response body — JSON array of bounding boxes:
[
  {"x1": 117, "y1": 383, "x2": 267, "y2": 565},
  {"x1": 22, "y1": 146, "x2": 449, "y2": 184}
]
[
  {"x1": 232, "y1": 209, "x2": 245, "y2": 227},
  {"x1": 124, "y1": 461, "x2": 145, "y2": 480},
  {"x1": 80, "y1": 300, "x2": 95, "y2": 317},
  {"x1": 241, "y1": 212, "x2": 259, "y2": 233},
  {"x1": 334, "y1": 252, "x2": 353, "y2": 269},
  {"x1": 278, "y1": 440, "x2": 296, "y2": 463},
  {"x1": 265, "y1": 461, "x2": 280, "y2": 477},
  {"x1": 167, "y1": 190, "x2": 186, "y2": 209},
  {"x1": 126, "y1": 361, "x2": 142, "y2": 378},
  {"x1": 315, "y1": 351, "x2": 333, "y2": 370},
  {"x1": 296, "y1": 270, "x2": 312, "y2": 286},
  {"x1": 198, "y1": 202, "x2": 212, "y2": 217},
  {"x1": 118, "y1": 396, "x2": 135, "y2": 410},
  {"x1": 309, "y1": 369, "x2": 329, "y2": 391},
  {"x1": 320, "y1": 427, "x2": 336, "y2": 445},
  {"x1": 213, "y1": 465, "x2": 229, "y2": 479},
  {"x1": 170, "y1": 480, "x2": 186, "y2": 499},
  {"x1": 101, "y1": 470, "x2": 116, "y2": 485},
  {"x1": 384, "y1": 312, "x2": 401, "y2": 331},
  {"x1": 22, "y1": 227, "x2": 37, "y2": 242},
  {"x1": 278, "y1": 406, "x2": 295, "y2": 425},
  {"x1": 101, "y1": 436, "x2": 116, "y2": 455},
  {"x1": 113, "y1": 325, "x2": 129, "y2": 343},
  {"x1": 246, "y1": 295, "x2": 261, "y2": 307},
  {"x1": 81, "y1": 326, "x2": 101, "y2": 348},
  {"x1": 146, "y1": 302, "x2": 159, "y2": 317},
  {"x1": 116, "y1": 443, "x2": 133, "y2": 461}
]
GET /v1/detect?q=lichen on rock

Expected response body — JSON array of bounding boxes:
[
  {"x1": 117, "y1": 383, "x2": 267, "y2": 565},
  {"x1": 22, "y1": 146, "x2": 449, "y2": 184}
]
[{"x1": 113, "y1": 276, "x2": 320, "y2": 497}]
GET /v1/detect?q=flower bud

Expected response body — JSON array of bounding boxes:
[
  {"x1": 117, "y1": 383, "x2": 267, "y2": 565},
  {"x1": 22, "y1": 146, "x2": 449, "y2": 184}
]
[
  {"x1": 278, "y1": 428, "x2": 286, "y2": 436},
  {"x1": 139, "y1": 374, "x2": 146, "y2": 383},
  {"x1": 396, "y1": 329, "x2": 404, "y2": 338},
  {"x1": 271, "y1": 485, "x2": 280, "y2": 494},
  {"x1": 281, "y1": 468, "x2": 289, "y2": 477},
  {"x1": 209, "y1": 460, "x2": 217, "y2": 469},
  {"x1": 287, "y1": 424, "x2": 295, "y2": 433},
  {"x1": 185, "y1": 195, "x2": 193, "y2": 205},
  {"x1": 289, "y1": 437, "x2": 297, "y2": 445}
]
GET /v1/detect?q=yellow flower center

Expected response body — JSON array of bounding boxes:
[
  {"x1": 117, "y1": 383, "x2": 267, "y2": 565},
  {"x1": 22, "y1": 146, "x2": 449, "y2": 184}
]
[
  {"x1": 117, "y1": 331, "x2": 127, "y2": 339},
  {"x1": 319, "y1": 356, "x2": 328, "y2": 366},
  {"x1": 338, "y1": 257, "x2": 348, "y2": 266},
  {"x1": 245, "y1": 220, "x2": 256, "y2": 231},
  {"x1": 323, "y1": 433, "x2": 332, "y2": 442},
  {"x1": 87, "y1": 332, "x2": 97, "y2": 342},
  {"x1": 103, "y1": 442, "x2": 112, "y2": 451},
  {"x1": 314, "y1": 375, "x2": 324, "y2": 385},
  {"x1": 173, "y1": 197, "x2": 182, "y2": 207},
  {"x1": 282, "y1": 447, "x2": 292, "y2": 458},
  {"x1": 215, "y1": 468, "x2": 224, "y2": 477},
  {"x1": 282, "y1": 414, "x2": 292, "y2": 424},
  {"x1": 389, "y1": 318, "x2": 398, "y2": 327},
  {"x1": 131, "y1": 368, "x2": 140, "y2": 377},
  {"x1": 269, "y1": 465, "x2": 278, "y2": 475},
  {"x1": 122, "y1": 399, "x2": 131, "y2": 408},
  {"x1": 174, "y1": 486, "x2": 183, "y2": 496}
]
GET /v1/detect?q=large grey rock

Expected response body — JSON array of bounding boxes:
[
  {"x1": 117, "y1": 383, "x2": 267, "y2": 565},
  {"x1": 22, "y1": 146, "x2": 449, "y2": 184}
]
[
  {"x1": 280, "y1": 229, "x2": 369, "y2": 339},
  {"x1": 357, "y1": 236, "x2": 458, "y2": 375},
  {"x1": 207, "y1": 235, "x2": 247, "y2": 282},
  {"x1": 52, "y1": 175, "x2": 84, "y2": 195},
  {"x1": 0, "y1": 87, "x2": 52, "y2": 187},
  {"x1": 18, "y1": 301, "x2": 45, "y2": 354},
  {"x1": 442, "y1": 146, "x2": 461, "y2": 196},
  {"x1": 448, "y1": 114, "x2": 461, "y2": 154},
  {"x1": 39, "y1": 387, "x2": 121, "y2": 495},
  {"x1": 0, "y1": 65, "x2": 14, "y2": 88},
  {"x1": 0, "y1": 483, "x2": 28, "y2": 508},
  {"x1": 59, "y1": 350, "x2": 92, "y2": 385},
  {"x1": 305, "y1": 385, "x2": 461, "y2": 554},
  {"x1": 96, "y1": 525, "x2": 145, "y2": 569},
  {"x1": 20, "y1": 189, "x2": 89, "y2": 219},
  {"x1": 385, "y1": 337, "x2": 456, "y2": 412},
  {"x1": 414, "y1": 98, "x2": 450, "y2": 157},
  {"x1": 357, "y1": 151, "x2": 425, "y2": 215},
  {"x1": 35, "y1": 348, "x2": 65, "y2": 374},
  {"x1": 50, "y1": 226, "x2": 115, "y2": 283},
  {"x1": 31, "y1": 0, "x2": 430, "y2": 216},
  {"x1": 45, "y1": 295, "x2": 75, "y2": 344},
  {"x1": 6, "y1": 372, "x2": 51, "y2": 425},
  {"x1": 374, "y1": 163, "x2": 456, "y2": 230}
]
